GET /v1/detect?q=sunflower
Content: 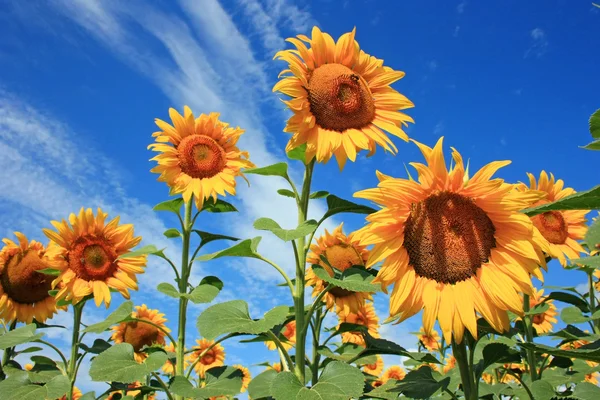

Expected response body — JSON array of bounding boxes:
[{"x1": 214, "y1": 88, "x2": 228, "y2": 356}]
[
  {"x1": 273, "y1": 27, "x2": 414, "y2": 169},
  {"x1": 111, "y1": 304, "x2": 169, "y2": 362},
  {"x1": 106, "y1": 382, "x2": 155, "y2": 400},
  {"x1": 233, "y1": 364, "x2": 251, "y2": 393},
  {"x1": 523, "y1": 288, "x2": 557, "y2": 334},
  {"x1": 381, "y1": 366, "x2": 406, "y2": 383},
  {"x1": 417, "y1": 327, "x2": 441, "y2": 352},
  {"x1": 0, "y1": 233, "x2": 60, "y2": 323},
  {"x1": 148, "y1": 107, "x2": 254, "y2": 210},
  {"x1": 442, "y1": 355, "x2": 456, "y2": 374},
  {"x1": 481, "y1": 372, "x2": 495, "y2": 384},
  {"x1": 586, "y1": 361, "x2": 599, "y2": 385},
  {"x1": 339, "y1": 302, "x2": 380, "y2": 346},
  {"x1": 59, "y1": 387, "x2": 82, "y2": 400},
  {"x1": 306, "y1": 224, "x2": 372, "y2": 316},
  {"x1": 519, "y1": 171, "x2": 589, "y2": 266},
  {"x1": 43, "y1": 208, "x2": 146, "y2": 308},
  {"x1": 265, "y1": 320, "x2": 296, "y2": 351},
  {"x1": 161, "y1": 342, "x2": 186, "y2": 375},
  {"x1": 187, "y1": 338, "x2": 226, "y2": 378},
  {"x1": 269, "y1": 362, "x2": 282, "y2": 373},
  {"x1": 353, "y1": 137, "x2": 546, "y2": 343},
  {"x1": 362, "y1": 355, "x2": 384, "y2": 376}
]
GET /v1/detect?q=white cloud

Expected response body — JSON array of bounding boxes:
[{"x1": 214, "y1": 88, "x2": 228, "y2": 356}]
[
  {"x1": 427, "y1": 60, "x2": 438, "y2": 71},
  {"x1": 433, "y1": 121, "x2": 444, "y2": 136},
  {"x1": 525, "y1": 27, "x2": 549, "y2": 58},
  {"x1": 453, "y1": 25, "x2": 460, "y2": 37},
  {"x1": 457, "y1": 0, "x2": 467, "y2": 14}
]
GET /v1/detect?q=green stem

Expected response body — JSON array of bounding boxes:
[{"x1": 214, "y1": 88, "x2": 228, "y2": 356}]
[
  {"x1": 311, "y1": 307, "x2": 324, "y2": 385},
  {"x1": 266, "y1": 331, "x2": 294, "y2": 373},
  {"x1": 0, "y1": 321, "x2": 17, "y2": 381},
  {"x1": 176, "y1": 200, "x2": 193, "y2": 386},
  {"x1": 35, "y1": 339, "x2": 69, "y2": 370},
  {"x1": 151, "y1": 372, "x2": 175, "y2": 400},
  {"x1": 68, "y1": 302, "x2": 85, "y2": 400},
  {"x1": 301, "y1": 285, "x2": 332, "y2": 337},
  {"x1": 452, "y1": 339, "x2": 475, "y2": 400},
  {"x1": 294, "y1": 159, "x2": 315, "y2": 385},
  {"x1": 522, "y1": 294, "x2": 539, "y2": 381},
  {"x1": 588, "y1": 272, "x2": 600, "y2": 334}
]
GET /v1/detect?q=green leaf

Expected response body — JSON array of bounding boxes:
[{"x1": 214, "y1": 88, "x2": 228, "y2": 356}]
[
  {"x1": 573, "y1": 382, "x2": 600, "y2": 399},
  {"x1": 34, "y1": 268, "x2": 61, "y2": 276},
  {"x1": 186, "y1": 276, "x2": 223, "y2": 304},
  {"x1": 89, "y1": 343, "x2": 167, "y2": 383},
  {"x1": 473, "y1": 343, "x2": 521, "y2": 379},
  {"x1": 277, "y1": 189, "x2": 296, "y2": 198},
  {"x1": 271, "y1": 361, "x2": 364, "y2": 400},
  {"x1": 361, "y1": 334, "x2": 440, "y2": 364},
  {"x1": 79, "y1": 339, "x2": 111, "y2": 354},
  {"x1": 43, "y1": 375, "x2": 70, "y2": 399},
  {"x1": 364, "y1": 379, "x2": 399, "y2": 400},
  {"x1": 546, "y1": 291, "x2": 590, "y2": 312},
  {"x1": 525, "y1": 302, "x2": 549, "y2": 315},
  {"x1": 193, "y1": 230, "x2": 239, "y2": 248},
  {"x1": 194, "y1": 237, "x2": 262, "y2": 262},
  {"x1": 322, "y1": 195, "x2": 376, "y2": 221},
  {"x1": 163, "y1": 228, "x2": 181, "y2": 238},
  {"x1": 551, "y1": 325, "x2": 597, "y2": 341},
  {"x1": 530, "y1": 380, "x2": 557, "y2": 399},
  {"x1": 312, "y1": 266, "x2": 380, "y2": 293},
  {"x1": 117, "y1": 245, "x2": 166, "y2": 260},
  {"x1": 522, "y1": 185, "x2": 600, "y2": 216},
  {"x1": 317, "y1": 343, "x2": 374, "y2": 364},
  {"x1": 253, "y1": 218, "x2": 318, "y2": 242},
  {"x1": 79, "y1": 392, "x2": 96, "y2": 400},
  {"x1": 310, "y1": 190, "x2": 329, "y2": 199},
  {"x1": 584, "y1": 218, "x2": 600, "y2": 250},
  {"x1": 248, "y1": 369, "x2": 278, "y2": 400},
  {"x1": 590, "y1": 109, "x2": 600, "y2": 139},
  {"x1": 0, "y1": 324, "x2": 43, "y2": 350},
  {"x1": 16, "y1": 346, "x2": 43, "y2": 354},
  {"x1": 519, "y1": 339, "x2": 600, "y2": 363},
  {"x1": 582, "y1": 139, "x2": 600, "y2": 151},
  {"x1": 201, "y1": 199, "x2": 238, "y2": 213},
  {"x1": 547, "y1": 355, "x2": 574, "y2": 369},
  {"x1": 572, "y1": 256, "x2": 600, "y2": 267},
  {"x1": 197, "y1": 300, "x2": 289, "y2": 340},
  {"x1": 0, "y1": 374, "x2": 70, "y2": 400},
  {"x1": 287, "y1": 143, "x2": 307, "y2": 163},
  {"x1": 83, "y1": 301, "x2": 133, "y2": 333},
  {"x1": 561, "y1": 306, "x2": 600, "y2": 324},
  {"x1": 478, "y1": 382, "x2": 513, "y2": 398},
  {"x1": 153, "y1": 197, "x2": 184, "y2": 214},
  {"x1": 169, "y1": 368, "x2": 243, "y2": 399},
  {"x1": 245, "y1": 163, "x2": 289, "y2": 179},
  {"x1": 395, "y1": 366, "x2": 450, "y2": 399},
  {"x1": 157, "y1": 282, "x2": 181, "y2": 298}
]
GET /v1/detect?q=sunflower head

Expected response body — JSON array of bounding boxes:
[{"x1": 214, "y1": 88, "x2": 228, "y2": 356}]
[
  {"x1": 362, "y1": 355, "x2": 384, "y2": 376},
  {"x1": 233, "y1": 364, "x2": 252, "y2": 393},
  {"x1": 59, "y1": 387, "x2": 82, "y2": 400},
  {"x1": 187, "y1": 338, "x2": 226, "y2": 378},
  {"x1": 269, "y1": 362, "x2": 282, "y2": 373},
  {"x1": 148, "y1": 107, "x2": 254, "y2": 210},
  {"x1": 306, "y1": 224, "x2": 372, "y2": 316},
  {"x1": 273, "y1": 27, "x2": 414, "y2": 170},
  {"x1": 161, "y1": 342, "x2": 186, "y2": 375},
  {"x1": 353, "y1": 138, "x2": 546, "y2": 343},
  {"x1": 519, "y1": 171, "x2": 589, "y2": 266},
  {"x1": 381, "y1": 366, "x2": 406, "y2": 383},
  {"x1": 0, "y1": 232, "x2": 61, "y2": 323},
  {"x1": 43, "y1": 208, "x2": 147, "y2": 308},
  {"x1": 266, "y1": 320, "x2": 296, "y2": 351},
  {"x1": 339, "y1": 302, "x2": 379, "y2": 346},
  {"x1": 525, "y1": 288, "x2": 557, "y2": 334},
  {"x1": 442, "y1": 355, "x2": 456, "y2": 374},
  {"x1": 417, "y1": 327, "x2": 441, "y2": 352}
]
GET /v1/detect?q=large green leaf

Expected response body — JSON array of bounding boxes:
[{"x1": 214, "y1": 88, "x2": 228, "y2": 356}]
[
  {"x1": 271, "y1": 361, "x2": 364, "y2": 400},
  {"x1": 590, "y1": 109, "x2": 600, "y2": 139},
  {"x1": 524, "y1": 303, "x2": 549, "y2": 315},
  {"x1": 169, "y1": 367, "x2": 243, "y2": 399},
  {"x1": 248, "y1": 369, "x2": 278, "y2": 400},
  {"x1": 394, "y1": 366, "x2": 450, "y2": 399},
  {"x1": 153, "y1": 198, "x2": 184, "y2": 214},
  {"x1": 584, "y1": 218, "x2": 600, "y2": 250},
  {"x1": 201, "y1": 199, "x2": 238, "y2": 213},
  {"x1": 522, "y1": 185, "x2": 600, "y2": 216},
  {"x1": 573, "y1": 382, "x2": 600, "y2": 399},
  {"x1": 287, "y1": 143, "x2": 307, "y2": 163},
  {"x1": 572, "y1": 256, "x2": 600, "y2": 267},
  {"x1": 197, "y1": 300, "x2": 289, "y2": 340},
  {"x1": 89, "y1": 343, "x2": 167, "y2": 383},
  {"x1": 245, "y1": 163, "x2": 289, "y2": 179},
  {"x1": 194, "y1": 237, "x2": 262, "y2": 262},
  {"x1": 312, "y1": 266, "x2": 380, "y2": 293},
  {"x1": 561, "y1": 306, "x2": 600, "y2": 324},
  {"x1": 530, "y1": 380, "x2": 557, "y2": 399},
  {"x1": 79, "y1": 339, "x2": 111, "y2": 355},
  {"x1": 519, "y1": 340, "x2": 600, "y2": 363},
  {"x1": 117, "y1": 245, "x2": 166, "y2": 260},
  {"x1": 0, "y1": 324, "x2": 43, "y2": 350},
  {"x1": 317, "y1": 343, "x2": 375, "y2": 365},
  {"x1": 360, "y1": 334, "x2": 440, "y2": 364},
  {"x1": 156, "y1": 277, "x2": 222, "y2": 304},
  {"x1": 364, "y1": 380, "x2": 399, "y2": 400},
  {"x1": 322, "y1": 195, "x2": 376, "y2": 221},
  {"x1": 254, "y1": 218, "x2": 318, "y2": 242},
  {"x1": 0, "y1": 374, "x2": 69, "y2": 400},
  {"x1": 84, "y1": 301, "x2": 133, "y2": 333},
  {"x1": 156, "y1": 282, "x2": 180, "y2": 298},
  {"x1": 473, "y1": 343, "x2": 521, "y2": 380},
  {"x1": 193, "y1": 230, "x2": 239, "y2": 248},
  {"x1": 478, "y1": 382, "x2": 513, "y2": 398},
  {"x1": 582, "y1": 140, "x2": 600, "y2": 151},
  {"x1": 545, "y1": 291, "x2": 590, "y2": 312}
]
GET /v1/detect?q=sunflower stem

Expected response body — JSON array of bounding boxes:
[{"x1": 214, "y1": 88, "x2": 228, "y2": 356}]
[
  {"x1": 67, "y1": 301, "x2": 84, "y2": 400},
  {"x1": 452, "y1": 338, "x2": 475, "y2": 400},
  {"x1": 294, "y1": 159, "x2": 315, "y2": 385},
  {"x1": 311, "y1": 306, "x2": 324, "y2": 385},
  {"x1": 0, "y1": 321, "x2": 17, "y2": 381},
  {"x1": 176, "y1": 200, "x2": 193, "y2": 391},
  {"x1": 522, "y1": 293, "x2": 539, "y2": 381},
  {"x1": 588, "y1": 272, "x2": 600, "y2": 334}
]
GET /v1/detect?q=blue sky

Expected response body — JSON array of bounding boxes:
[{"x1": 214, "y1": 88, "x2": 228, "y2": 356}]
[{"x1": 1, "y1": 0, "x2": 599, "y2": 396}]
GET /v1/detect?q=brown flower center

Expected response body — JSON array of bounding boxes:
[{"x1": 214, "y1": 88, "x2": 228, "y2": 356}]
[
  {"x1": 69, "y1": 236, "x2": 118, "y2": 281},
  {"x1": 201, "y1": 351, "x2": 216, "y2": 365},
  {"x1": 532, "y1": 313, "x2": 546, "y2": 325},
  {"x1": 404, "y1": 191, "x2": 496, "y2": 284},
  {"x1": 532, "y1": 211, "x2": 568, "y2": 244},
  {"x1": 388, "y1": 370, "x2": 405, "y2": 380},
  {"x1": 123, "y1": 319, "x2": 161, "y2": 352},
  {"x1": 322, "y1": 244, "x2": 364, "y2": 298},
  {"x1": 177, "y1": 135, "x2": 226, "y2": 179},
  {"x1": 307, "y1": 63, "x2": 375, "y2": 132},
  {"x1": 1, "y1": 250, "x2": 52, "y2": 304},
  {"x1": 366, "y1": 362, "x2": 378, "y2": 370}
]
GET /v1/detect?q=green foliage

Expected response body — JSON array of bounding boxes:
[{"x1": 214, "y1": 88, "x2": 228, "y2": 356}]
[
  {"x1": 473, "y1": 343, "x2": 521, "y2": 380},
  {"x1": 197, "y1": 300, "x2": 289, "y2": 340},
  {"x1": 193, "y1": 230, "x2": 239, "y2": 248},
  {"x1": 194, "y1": 237, "x2": 262, "y2": 261},
  {"x1": 79, "y1": 338, "x2": 112, "y2": 354},
  {"x1": 361, "y1": 334, "x2": 440, "y2": 364},
  {"x1": 584, "y1": 217, "x2": 600, "y2": 249},
  {"x1": 245, "y1": 163, "x2": 290, "y2": 179},
  {"x1": 312, "y1": 265, "x2": 380, "y2": 293},
  {"x1": 153, "y1": 197, "x2": 184, "y2": 214},
  {"x1": 89, "y1": 343, "x2": 167, "y2": 383},
  {"x1": 321, "y1": 195, "x2": 376, "y2": 221},
  {"x1": 391, "y1": 366, "x2": 451, "y2": 399},
  {"x1": 163, "y1": 228, "x2": 181, "y2": 238},
  {"x1": 248, "y1": 369, "x2": 278, "y2": 400},
  {"x1": 520, "y1": 340, "x2": 600, "y2": 363},
  {"x1": 0, "y1": 373, "x2": 70, "y2": 400},
  {"x1": 117, "y1": 244, "x2": 167, "y2": 260},
  {"x1": 287, "y1": 143, "x2": 307, "y2": 163},
  {"x1": 546, "y1": 291, "x2": 590, "y2": 312},
  {"x1": 561, "y1": 306, "x2": 600, "y2": 324},
  {"x1": 522, "y1": 185, "x2": 600, "y2": 215},
  {"x1": 583, "y1": 109, "x2": 600, "y2": 150},
  {"x1": 310, "y1": 190, "x2": 329, "y2": 199},
  {"x1": 277, "y1": 188, "x2": 296, "y2": 198},
  {"x1": 0, "y1": 324, "x2": 43, "y2": 350},
  {"x1": 168, "y1": 367, "x2": 243, "y2": 399},
  {"x1": 83, "y1": 301, "x2": 133, "y2": 333},
  {"x1": 253, "y1": 217, "x2": 318, "y2": 241},
  {"x1": 157, "y1": 276, "x2": 223, "y2": 304},
  {"x1": 201, "y1": 199, "x2": 238, "y2": 213}
]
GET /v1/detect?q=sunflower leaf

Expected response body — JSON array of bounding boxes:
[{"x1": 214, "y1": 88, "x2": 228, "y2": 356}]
[
  {"x1": 83, "y1": 301, "x2": 133, "y2": 333},
  {"x1": 571, "y1": 256, "x2": 600, "y2": 267},
  {"x1": 89, "y1": 343, "x2": 167, "y2": 383},
  {"x1": 271, "y1": 361, "x2": 364, "y2": 400},
  {"x1": 560, "y1": 306, "x2": 600, "y2": 324},
  {"x1": 193, "y1": 237, "x2": 262, "y2": 262},
  {"x1": 163, "y1": 228, "x2": 181, "y2": 238},
  {"x1": 156, "y1": 282, "x2": 181, "y2": 298},
  {"x1": 574, "y1": 382, "x2": 600, "y2": 399},
  {"x1": 35, "y1": 268, "x2": 61, "y2": 276},
  {"x1": 310, "y1": 190, "x2": 329, "y2": 199},
  {"x1": 287, "y1": 144, "x2": 307, "y2": 164},
  {"x1": 201, "y1": 199, "x2": 238, "y2": 213},
  {"x1": 185, "y1": 276, "x2": 223, "y2": 304},
  {"x1": 522, "y1": 185, "x2": 600, "y2": 215},
  {"x1": 530, "y1": 380, "x2": 558, "y2": 399},
  {"x1": 277, "y1": 189, "x2": 296, "y2": 198},
  {"x1": 582, "y1": 139, "x2": 600, "y2": 151},
  {"x1": 153, "y1": 198, "x2": 184, "y2": 214},
  {"x1": 197, "y1": 300, "x2": 288, "y2": 340},
  {"x1": 473, "y1": 343, "x2": 521, "y2": 380},
  {"x1": 245, "y1": 163, "x2": 290, "y2": 179},
  {"x1": 192, "y1": 230, "x2": 239, "y2": 249},
  {"x1": 364, "y1": 379, "x2": 400, "y2": 400},
  {"x1": 387, "y1": 366, "x2": 451, "y2": 399},
  {"x1": 312, "y1": 265, "x2": 380, "y2": 293},
  {"x1": 590, "y1": 109, "x2": 600, "y2": 139},
  {"x1": 360, "y1": 334, "x2": 441, "y2": 364},
  {"x1": 253, "y1": 218, "x2": 318, "y2": 242},
  {"x1": 584, "y1": 218, "x2": 600, "y2": 250},
  {"x1": 524, "y1": 302, "x2": 550, "y2": 315},
  {"x1": 321, "y1": 195, "x2": 376, "y2": 221},
  {"x1": 545, "y1": 291, "x2": 590, "y2": 312},
  {"x1": 0, "y1": 373, "x2": 70, "y2": 400},
  {"x1": 117, "y1": 245, "x2": 166, "y2": 260},
  {"x1": 0, "y1": 324, "x2": 44, "y2": 350},
  {"x1": 169, "y1": 368, "x2": 243, "y2": 399},
  {"x1": 78, "y1": 339, "x2": 111, "y2": 355},
  {"x1": 519, "y1": 339, "x2": 600, "y2": 363},
  {"x1": 248, "y1": 369, "x2": 278, "y2": 400}
]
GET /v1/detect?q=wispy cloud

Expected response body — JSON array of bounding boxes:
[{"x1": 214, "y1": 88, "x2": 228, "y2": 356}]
[
  {"x1": 457, "y1": 0, "x2": 467, "y2": 14},
  {"x1": 525, "y1": 27, "x2": 549, "y2": 58}
]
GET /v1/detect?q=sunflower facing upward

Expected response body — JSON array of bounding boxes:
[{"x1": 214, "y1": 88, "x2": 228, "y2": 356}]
[
  {"x1": 519, "y1": 171, "x2": 589, "y2": 266},
  {"x1": 148, "y1": 107, "x2": 254, "y2": 210},
  {"x1": 43, "y1": 208, "x2": 147, "y2": 308},
  {"x1": 273, "y1": 27, "x2": 414, "y2": 169},
  {"x1": 354, "y1": 138, "x2": 546, "y2": 343},
  {"x1": 306, "y1": 224, "x2": 373, "y2": 316},
  {"x1": 0, "y1": 233, "x2": 60, "y2": 323}
]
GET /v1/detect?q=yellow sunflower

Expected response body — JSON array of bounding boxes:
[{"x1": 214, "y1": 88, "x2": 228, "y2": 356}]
[
  {"x1": 148, "y1": 107, "x2": 254, "y2": 210},
  {"x1": 59, "y1": 387, "x2": 82, "y2": 400},
  {"x1": 233, "y1": 364, "x2": 251, "y2": 393},
  {"x1": 306, "y1": 224, "x2": 372, "y2": 316},
  {"x1": 0, "y1": 233, "x2": 60, "y2": 323},
  {"x1": 442, "y1": 355, "x2": 456, "y2": 374},
  {"x1": 339, "y1": 302, "x2": 380, "y2": 346},
  {"x1": 481, "y1": 372, "x2": 495, "y2": 384},
  {"x1": 586, "y1": 361, "x2": 599, "y2": 385},
  {"x1": 519, "y1": 171, "x2": 589, "y2": 266},
  {"x1": 273, "y1": 27, "x2": 414, "y2": 169},
  {"x1": 111, "y1": 304, "x2": 169, "y2": 363},
  {"x1": 417, "y1": 327, "x2": 441, "y2": 352},
  {"x1": 187, "y1": 338, "x2": 226, "y2": 378},
  {"x1": 43, "y1": 208, "x2": 146, "y2": 308},
  {"x1": 381, "y1": 366, "x2": 406, "y2": 383},
  {"x1": 354, "y1": 137, "x2": 546, "y2": 343},
  {"x1": 362, "y1": 355, "x2": 384, "y2": 376},
  {"x1": 269, "y1": 362, "x2": 282, "y2": 373},
  {"x1": 161, "y1": 342, "x2": 187, "y2": 375},
  {"x1": 265, "y1": 320, "x2": 296, "y2": 351},
  {"x1": 524, "y1": 288, "x2": 557, "y2": 334}
]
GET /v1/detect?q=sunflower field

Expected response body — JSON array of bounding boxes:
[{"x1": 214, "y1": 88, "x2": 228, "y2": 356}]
[{"x1": 1, "y1": 23, "x2": 600, "y2": 400}]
